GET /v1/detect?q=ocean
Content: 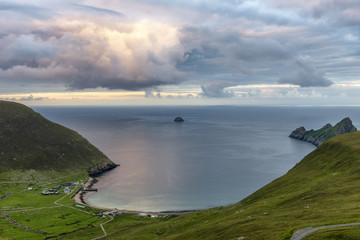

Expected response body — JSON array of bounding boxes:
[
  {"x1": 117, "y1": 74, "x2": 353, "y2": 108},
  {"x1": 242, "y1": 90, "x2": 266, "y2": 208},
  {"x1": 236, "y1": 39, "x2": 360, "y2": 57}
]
[{"x1": 34, "y1": 106, "x2": 360, "y2": 212}]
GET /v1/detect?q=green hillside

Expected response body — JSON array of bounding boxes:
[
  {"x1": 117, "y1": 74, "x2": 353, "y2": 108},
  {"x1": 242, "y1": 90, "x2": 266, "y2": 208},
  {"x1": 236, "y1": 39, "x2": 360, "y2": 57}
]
[
  {"x1": 0, "y1": 101, "x2": 113, "y2": 179},
  {"x1": 99, "y1": 131, "x2": 360, "y2": 240}
]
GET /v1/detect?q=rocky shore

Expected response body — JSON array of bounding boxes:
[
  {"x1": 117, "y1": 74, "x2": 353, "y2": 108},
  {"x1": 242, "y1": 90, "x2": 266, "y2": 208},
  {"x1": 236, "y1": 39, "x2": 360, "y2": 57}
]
[
  {"x1": 73, "y1": 162, "x2": 119, "y2": 206},
  {"x1": 87, "y1": 162, "x2": 119, "y2": 177}
]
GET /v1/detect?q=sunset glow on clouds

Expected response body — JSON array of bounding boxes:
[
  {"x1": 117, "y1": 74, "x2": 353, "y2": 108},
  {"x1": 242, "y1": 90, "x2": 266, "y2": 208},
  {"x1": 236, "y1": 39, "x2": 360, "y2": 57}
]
[{"x1": 0, "y1": 0, "x2": 359, "y2": 105}]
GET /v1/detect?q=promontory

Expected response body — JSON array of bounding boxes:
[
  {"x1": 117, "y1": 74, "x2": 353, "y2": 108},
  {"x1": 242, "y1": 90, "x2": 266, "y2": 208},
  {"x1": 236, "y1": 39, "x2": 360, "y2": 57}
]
[
  {"x1": 0, "y1": 100, "x2": 117, "y2": 180},
  {"x1": 289, "y1": 117, "x2": 357, "y2": 146}
]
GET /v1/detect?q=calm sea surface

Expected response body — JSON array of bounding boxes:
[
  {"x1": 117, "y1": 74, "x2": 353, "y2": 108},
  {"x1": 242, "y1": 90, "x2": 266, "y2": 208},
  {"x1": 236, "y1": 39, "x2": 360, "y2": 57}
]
[{"x1": 34, "y1": 106, "x2": 360, "y2": 211}]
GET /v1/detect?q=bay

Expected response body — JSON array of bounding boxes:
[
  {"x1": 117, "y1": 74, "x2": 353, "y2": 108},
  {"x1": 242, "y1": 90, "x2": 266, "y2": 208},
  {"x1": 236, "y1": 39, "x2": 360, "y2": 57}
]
[{"x1": 34, "y1": 106, "x2": 360, "y2": 212}]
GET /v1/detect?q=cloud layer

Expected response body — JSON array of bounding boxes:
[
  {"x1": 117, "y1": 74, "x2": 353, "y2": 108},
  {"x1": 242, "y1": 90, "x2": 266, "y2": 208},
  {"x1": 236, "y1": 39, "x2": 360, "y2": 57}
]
[
  {"x1": 278, "y1": 57, "x2": 333, "y2": 87},
  {"x1": 0, "y1": 0, "x2": 359, "y2": 98}
]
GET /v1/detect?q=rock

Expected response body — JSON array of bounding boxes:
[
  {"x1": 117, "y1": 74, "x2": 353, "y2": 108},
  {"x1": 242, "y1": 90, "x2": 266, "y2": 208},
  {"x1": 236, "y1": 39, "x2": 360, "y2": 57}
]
[
  {"x1": 87, "y1": 162, "x2": 119, "y2": 177},
  {"x1": 289, "y1": 117, "x2": 357, "y2": 146},
  {"x1": 337, "y1": 117, "x2": 357, "y2": 134},
  {"x1": 174, "y1": 116, "x2": 184, "y2": 122},
  {"x1": 289, "y1": 127, "x2": 307, "y2": 140}
]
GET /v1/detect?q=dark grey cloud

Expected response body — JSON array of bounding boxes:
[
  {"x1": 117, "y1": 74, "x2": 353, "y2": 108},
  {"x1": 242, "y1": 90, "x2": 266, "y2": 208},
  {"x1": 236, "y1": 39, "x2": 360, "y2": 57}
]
[
  {"x1": 272, "y1": 0, "x2": 360, "y2": 27},
  {"x1": 0, "y1": 35, "x2": 56, "y2": 70},
  {"x1": 178, "y1": 25, "x2": 294, "y2": 78},
  {"x1": 278, "y1": 57, "x2": 333, "y2": 87}
]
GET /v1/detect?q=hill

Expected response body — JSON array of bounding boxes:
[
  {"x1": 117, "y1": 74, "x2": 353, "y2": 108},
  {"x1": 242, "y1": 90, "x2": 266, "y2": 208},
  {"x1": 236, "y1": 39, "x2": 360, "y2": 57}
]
[
  {"x1": 96, "y1": 131, "x2": 360, "y2": 240},
  {"x1": 289, "y1": 117, "x2": 357, "y2": 146},
  {"x1": 0, "y1": 101, "x2": 116, "y2": 179}
]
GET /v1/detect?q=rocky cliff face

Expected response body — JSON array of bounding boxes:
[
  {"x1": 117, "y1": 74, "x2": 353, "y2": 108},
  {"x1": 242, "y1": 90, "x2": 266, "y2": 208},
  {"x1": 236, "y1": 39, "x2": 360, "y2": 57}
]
[
  {"x1": 289, "y1": 117, "x2": 357, "y2": 146},
  {"x1": 87, "y1": 162, "x2": 119, "y2": 177}
]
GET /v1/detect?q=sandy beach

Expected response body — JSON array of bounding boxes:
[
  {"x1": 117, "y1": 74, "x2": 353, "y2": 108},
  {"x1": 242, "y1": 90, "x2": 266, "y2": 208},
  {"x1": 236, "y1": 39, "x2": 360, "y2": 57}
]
[{"x1": 72, "y1": 176, "x2": 193, "y2": 215}]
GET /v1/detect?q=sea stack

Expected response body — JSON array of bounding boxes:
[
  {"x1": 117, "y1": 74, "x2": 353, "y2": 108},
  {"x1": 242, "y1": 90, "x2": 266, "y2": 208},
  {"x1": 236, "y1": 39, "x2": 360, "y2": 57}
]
[{"x1": 174, "y1": 116, "x2": 184, "y2": 122}]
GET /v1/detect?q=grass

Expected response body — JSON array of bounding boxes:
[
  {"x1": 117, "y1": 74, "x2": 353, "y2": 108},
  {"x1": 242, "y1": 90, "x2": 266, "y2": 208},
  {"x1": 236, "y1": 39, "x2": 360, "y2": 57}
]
[
  {"x1": 0, "y1": 171, "x2": 162, "y2": 240},
  {"x1": 99, "y1": 131, "x2": 360, "y2": 239},
  {"x1": 3, "y1": 131, "x2": 360, "y2": 239},
  {"x1": 0, "y1": 172, "x2": 100, "y2": 239},
  {"x1": 0, "y1": 100, "x2": 112, "y2": 174}
]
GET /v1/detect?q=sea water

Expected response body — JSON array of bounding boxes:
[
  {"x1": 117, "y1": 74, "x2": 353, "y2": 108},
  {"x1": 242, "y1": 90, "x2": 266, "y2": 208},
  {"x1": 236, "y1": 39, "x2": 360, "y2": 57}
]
[{"x1": 34, "y1": 106, "x2": 360, "y2": 212}]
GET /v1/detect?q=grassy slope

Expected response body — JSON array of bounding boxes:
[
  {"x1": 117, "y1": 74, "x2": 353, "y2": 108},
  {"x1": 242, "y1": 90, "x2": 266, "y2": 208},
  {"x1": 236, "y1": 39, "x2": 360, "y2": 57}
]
[
  {"x1": 100, "y1": 131, "x2": 360, "y2": 240},
  {"x1": 0, "y1": 101, "x2": 112, "y2": 180}
]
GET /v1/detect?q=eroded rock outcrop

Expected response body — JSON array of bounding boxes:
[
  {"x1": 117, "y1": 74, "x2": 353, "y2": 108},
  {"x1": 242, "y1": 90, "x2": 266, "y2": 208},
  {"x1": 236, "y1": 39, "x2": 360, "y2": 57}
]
[
  {"x1": 289, "y1": 117, "x2": 357, "y2": 146},
  {"x1": 87, "y1": 162, "x2": 119, "y2": 177}
]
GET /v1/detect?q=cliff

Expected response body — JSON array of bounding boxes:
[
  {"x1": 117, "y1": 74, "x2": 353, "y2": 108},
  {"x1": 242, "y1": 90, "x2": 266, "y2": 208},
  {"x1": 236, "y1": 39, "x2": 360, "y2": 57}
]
[
  {"x1": 0, "y1": 100, "x2": 117, "y2": 174},
  {"x1": 88, "y1": 162, "x2": 119, "y2": 177},
  {"x1": 289, "y1": 117, "x2": 357, "y2": 146}
]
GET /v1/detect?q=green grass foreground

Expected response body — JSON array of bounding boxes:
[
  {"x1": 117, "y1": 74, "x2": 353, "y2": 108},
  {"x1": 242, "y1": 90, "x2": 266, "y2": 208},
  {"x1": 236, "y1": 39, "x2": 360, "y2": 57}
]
[{"x1": 3, "y1": 132, "x2": 360, "y2": 239}]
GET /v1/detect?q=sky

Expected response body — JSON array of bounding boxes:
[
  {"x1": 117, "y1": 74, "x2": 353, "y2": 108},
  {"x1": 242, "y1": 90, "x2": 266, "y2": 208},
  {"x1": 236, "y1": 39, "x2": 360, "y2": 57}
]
[{"x1": 0, "y1": 0, "x2": 359, "y2": 106}]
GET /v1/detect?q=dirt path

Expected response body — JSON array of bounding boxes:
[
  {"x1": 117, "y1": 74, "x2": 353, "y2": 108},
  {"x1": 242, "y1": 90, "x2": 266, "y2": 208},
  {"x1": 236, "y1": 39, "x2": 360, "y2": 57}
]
[{"x1": 91, "y1": 216, "x2": 114, "y2": 240}]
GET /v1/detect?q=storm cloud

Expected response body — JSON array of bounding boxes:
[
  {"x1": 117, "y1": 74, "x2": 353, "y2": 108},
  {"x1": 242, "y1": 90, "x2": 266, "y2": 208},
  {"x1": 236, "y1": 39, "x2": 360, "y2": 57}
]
[
  {"x1": 0, "y1": 0, "x2": 359, "y2": 96},
  {"x1": 0, "y1": 18, "x2": 187, "y2": 90}
]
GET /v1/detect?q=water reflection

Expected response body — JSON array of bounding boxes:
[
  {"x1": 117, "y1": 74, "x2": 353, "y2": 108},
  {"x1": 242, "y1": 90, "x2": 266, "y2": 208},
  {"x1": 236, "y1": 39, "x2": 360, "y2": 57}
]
[{"x1": 34, "y1": 106, "x2": 349, "y2": 211}]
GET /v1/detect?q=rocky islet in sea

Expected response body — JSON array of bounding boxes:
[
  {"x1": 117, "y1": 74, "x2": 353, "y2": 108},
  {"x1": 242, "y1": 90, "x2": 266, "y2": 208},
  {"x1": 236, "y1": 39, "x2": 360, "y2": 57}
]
[{"x1": 174, "y1": 116, "x2": 184, "y2": 122}]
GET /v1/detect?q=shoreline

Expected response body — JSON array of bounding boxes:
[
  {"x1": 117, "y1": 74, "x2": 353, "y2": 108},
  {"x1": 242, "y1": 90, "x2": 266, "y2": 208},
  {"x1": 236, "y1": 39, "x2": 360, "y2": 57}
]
[{"x1": 72, "y1": 176, "x2": 195, "y2": 215}]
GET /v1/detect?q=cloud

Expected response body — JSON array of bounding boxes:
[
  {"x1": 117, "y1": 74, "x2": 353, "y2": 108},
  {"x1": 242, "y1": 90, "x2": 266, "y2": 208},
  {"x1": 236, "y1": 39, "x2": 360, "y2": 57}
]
[
  {"x1": 73, "y1": 4, "x2": 124, "y2": 17},
  {"x1": 200, "y1": 82, "x2": 235, "y2": 98},
  {"x1": 19, "y1": 94, "x2": 44, "y2": 101},
  {"x1": 278, "y1": 57, "x2": 333, "y2": 87},
  {"x1": 0, "y1": 94, "x2": 45, "y2": 101},
  {"x1": 271, "y1": 0, "x2": 360, "y2": 27},
  {"x1": 144, "y1": 88, "x2": 162, "y2": 98},
  {"x1": 0, "y1": 0, "x2": 359, "y2": 98},
  {"x1": 0, "y1": 18, "x2": 187, "y2": 91},
  {"x1": 0, "y1": 1, "x2": 50, "y2": 19}
]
